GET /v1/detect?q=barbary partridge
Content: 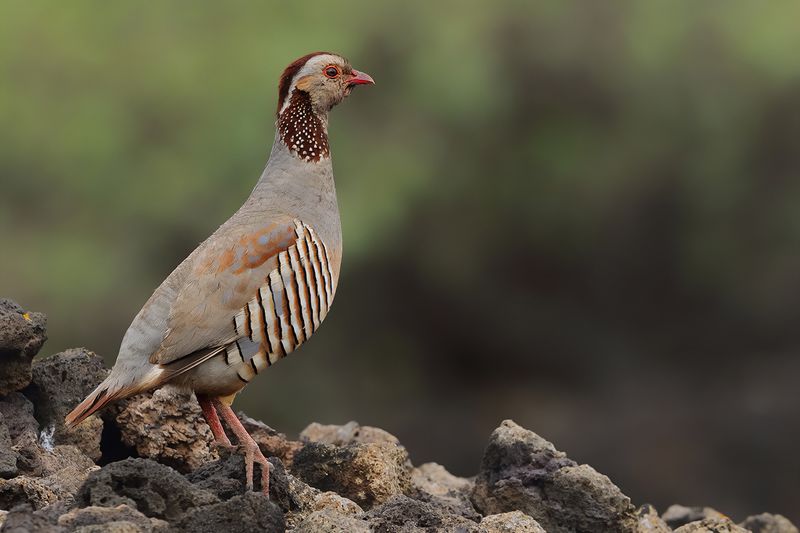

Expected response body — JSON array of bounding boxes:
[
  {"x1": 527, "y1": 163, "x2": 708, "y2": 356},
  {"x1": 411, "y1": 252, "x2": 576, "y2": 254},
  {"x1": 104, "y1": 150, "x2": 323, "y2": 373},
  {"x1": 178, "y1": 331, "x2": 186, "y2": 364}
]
[{"x1": 65, "y1": 52, "x2": 374, "y2": 495}]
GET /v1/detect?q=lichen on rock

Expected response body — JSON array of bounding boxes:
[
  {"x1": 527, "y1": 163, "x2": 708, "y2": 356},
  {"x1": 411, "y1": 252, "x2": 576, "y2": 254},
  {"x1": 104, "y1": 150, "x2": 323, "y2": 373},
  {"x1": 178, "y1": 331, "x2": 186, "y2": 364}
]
[{"x1": 0, "y1": 299, "x2": 47, "y2": 396}]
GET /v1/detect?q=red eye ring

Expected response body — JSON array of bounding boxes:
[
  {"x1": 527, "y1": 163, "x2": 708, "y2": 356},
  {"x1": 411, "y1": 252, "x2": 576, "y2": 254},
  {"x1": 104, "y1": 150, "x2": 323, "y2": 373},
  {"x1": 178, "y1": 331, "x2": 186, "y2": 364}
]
[{"x1": 324, "y1": 65, "x2": 340, "y2": 79}]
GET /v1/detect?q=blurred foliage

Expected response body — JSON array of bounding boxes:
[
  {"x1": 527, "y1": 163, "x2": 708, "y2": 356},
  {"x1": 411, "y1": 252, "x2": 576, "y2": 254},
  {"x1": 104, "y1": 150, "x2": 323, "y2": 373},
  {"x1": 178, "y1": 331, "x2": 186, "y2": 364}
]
[{"x1": 2, "y1": 0, "x2": 800, "y2": 521}]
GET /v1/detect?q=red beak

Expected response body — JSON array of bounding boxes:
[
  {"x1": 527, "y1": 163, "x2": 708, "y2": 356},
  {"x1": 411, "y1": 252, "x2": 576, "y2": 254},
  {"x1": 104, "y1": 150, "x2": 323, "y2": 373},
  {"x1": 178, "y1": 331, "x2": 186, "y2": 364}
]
[{"x1": 348, "y1": 69, "x2": 375, "y2": 86}]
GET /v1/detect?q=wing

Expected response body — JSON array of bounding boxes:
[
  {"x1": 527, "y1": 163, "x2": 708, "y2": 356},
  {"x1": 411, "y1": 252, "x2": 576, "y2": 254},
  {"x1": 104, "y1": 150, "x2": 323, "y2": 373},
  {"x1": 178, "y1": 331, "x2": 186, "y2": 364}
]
[
  {"x1": 150, "y1": 217, "x2": 298, "y2": 365},
  {"x1": 150, "y1": 218, "x2": 337, "y2": 369}
]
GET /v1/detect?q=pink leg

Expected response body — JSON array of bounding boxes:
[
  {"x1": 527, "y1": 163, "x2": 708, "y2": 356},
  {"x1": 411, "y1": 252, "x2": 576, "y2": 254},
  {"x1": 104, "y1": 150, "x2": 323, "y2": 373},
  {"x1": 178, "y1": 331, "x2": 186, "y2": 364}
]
[
  {"x1": 213, "y1": 398, "x2": 270, "y2": 496},
  {"x1": 197, "y1": 395, "x2": 232, "y2": 447}
]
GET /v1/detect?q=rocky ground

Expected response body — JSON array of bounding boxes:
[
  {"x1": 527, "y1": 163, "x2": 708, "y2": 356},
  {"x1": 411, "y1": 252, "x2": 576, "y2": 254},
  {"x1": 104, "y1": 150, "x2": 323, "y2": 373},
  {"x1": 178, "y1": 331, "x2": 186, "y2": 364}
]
[{"x1": 0, "y1": 298, "x2": 796, "y2": 533}]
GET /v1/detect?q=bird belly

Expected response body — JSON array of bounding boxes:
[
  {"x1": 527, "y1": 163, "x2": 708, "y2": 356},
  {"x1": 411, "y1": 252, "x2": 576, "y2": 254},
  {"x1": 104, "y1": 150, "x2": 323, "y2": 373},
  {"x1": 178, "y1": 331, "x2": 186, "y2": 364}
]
[{"x1": 174, "y1": 353, "x2": 249, "y2": 397}]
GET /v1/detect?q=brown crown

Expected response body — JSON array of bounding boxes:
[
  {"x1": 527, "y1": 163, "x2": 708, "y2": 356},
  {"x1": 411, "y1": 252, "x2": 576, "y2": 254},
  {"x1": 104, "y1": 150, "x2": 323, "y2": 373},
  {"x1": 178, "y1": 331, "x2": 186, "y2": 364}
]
[{"x1": 276, "y1": 52, "x2": 333, "y2": 115}]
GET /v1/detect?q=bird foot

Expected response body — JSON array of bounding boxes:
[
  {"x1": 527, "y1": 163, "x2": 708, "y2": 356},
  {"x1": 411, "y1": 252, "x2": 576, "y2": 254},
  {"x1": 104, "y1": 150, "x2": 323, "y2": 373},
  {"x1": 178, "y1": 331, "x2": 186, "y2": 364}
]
[
  {"x1": 240, "y1": 439, "x2": 271, "y2": 496},
  {"x1": 209, "y1": 397, "x2": 271, "y2": 497}
]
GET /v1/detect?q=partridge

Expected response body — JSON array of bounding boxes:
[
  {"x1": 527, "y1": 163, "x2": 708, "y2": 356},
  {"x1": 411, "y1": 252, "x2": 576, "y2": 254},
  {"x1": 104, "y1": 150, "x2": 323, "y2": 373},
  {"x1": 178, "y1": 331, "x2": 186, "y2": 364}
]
[{"x1": 65, "y1": 52, "x2": 374, "y2": 495}]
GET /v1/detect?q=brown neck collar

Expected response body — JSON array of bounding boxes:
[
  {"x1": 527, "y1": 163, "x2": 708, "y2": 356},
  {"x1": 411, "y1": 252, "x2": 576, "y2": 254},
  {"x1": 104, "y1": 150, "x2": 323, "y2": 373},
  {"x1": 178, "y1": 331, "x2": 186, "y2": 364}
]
[{"x1": 277, "y1": 90, "x2": 329, "y2": 163}]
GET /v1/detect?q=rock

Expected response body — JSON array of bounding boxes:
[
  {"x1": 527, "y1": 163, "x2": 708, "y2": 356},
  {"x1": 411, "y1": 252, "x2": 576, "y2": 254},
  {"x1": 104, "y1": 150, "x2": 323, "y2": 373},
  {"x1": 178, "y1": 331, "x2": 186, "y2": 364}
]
[
  {"x1": 365, "y1": 494, "x2": 480, "y2": 532},
  {"x1": 662, "y1": 505, "x2": 728, "y2": 529},
  {"x1": 549, "y1": 464, "x2": 638, "y2": 531},
  {"x1": 187, "y1": 453, "x2": 290, "y2": 505},
  {"x1": 284, "y1": 471, "x2": 363, "y2": 529},
  {"x1": 0, "y1": 445, "x2": 93, "y2": 510},
  {"x1": 0, "y1": 392, "x2": 42, "y2": 478},
  {"x1": 73, "y1": 521, "x2": 150, "y2": 533},
  {"x1": 300, "y1": 421, "x2": 401, "y2": 446},
  {"x1": 114, "y1": 388, "x2": 217, "y2": 473},
  {"x1": 293, "y1": 509, "x2": 371, "y2": 533},
  {"x1": 0, "y1": 391, "x2": 40, "y2": 475},
  {"x1": 740, "y1": 513, "x2": 799, "y2": 533},
  {"x1": 190, "y1": 452, "x2": 365, "y2": 530},
  {"x1": 480, "y1": 510, "x2": 546, "y2": 533},
  {"x1": 411, "y1": 462, "x2": 472, "y2": 496},
  {"x1": 0, "y1": 476, "x2": 59, "y2": 510},
  {"x1": 635, "y1": 504, "x2": 671, "y2": 532},
  {"x1": 175, "y1": 492, "x2": 284, "y2": 533},
  {"x1": 292, "y1": 440, "x2": 412, "y2": 509},
  {"x1": 311, "y1": 490, "x2": 363, "y2": 516},
  {"x1": 0, "y1": 412, "x2": 20, "y2": 479},
  {"x1": 471, "y1": 419, "x2": 637, "y2": 533},
  {"x1": 186, "y1": 453, "x2": 251, "y2": 501},
  {"x1": 26, "y1": 499, "x2": 71, "y2": 530},
  {"x1": 240, "y1": 413, "x2": 303, "y2": 468},
  {"x1": 76, "y1": 458, "x2": 218, "y2": 521},
  {"x1": 0, "y1": 422, "x2": 95, "y2": 510},
  {"x1": 30, "y1": 444, "x2": 98, "y2": 506},
  {"x1": 0, "y1": 299, "x2": 47, "y2": 396},
  {"x1": 673, "y1": 517, "x2": 749, "y2": 533},
  {"x1": 24, "y1": 348, "x2": 109, "y2": 461},
  {"x1": 0, "y1": 504, "x2": 66, "y2": 533},
  {"x1": 410, "y1": 462, "x2": 478, "y2": 520},
  {"x1": 57, "y1": 504, "x2": 164, "y2": 532}
]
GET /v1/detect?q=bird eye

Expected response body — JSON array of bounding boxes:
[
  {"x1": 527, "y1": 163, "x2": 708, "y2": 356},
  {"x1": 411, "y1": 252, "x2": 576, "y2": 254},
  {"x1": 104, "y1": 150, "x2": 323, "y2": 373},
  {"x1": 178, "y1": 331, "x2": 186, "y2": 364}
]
[{"x1": 324, "y1": 66, "x2": 340, "y2": 79}]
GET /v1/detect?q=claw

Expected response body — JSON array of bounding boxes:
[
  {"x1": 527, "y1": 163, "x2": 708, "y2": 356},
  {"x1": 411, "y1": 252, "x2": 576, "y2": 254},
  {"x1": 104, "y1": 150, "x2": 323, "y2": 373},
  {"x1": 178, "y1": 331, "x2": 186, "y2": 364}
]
[{"x1": 241, "y1": 439, "x2": 270, "y2": 495}]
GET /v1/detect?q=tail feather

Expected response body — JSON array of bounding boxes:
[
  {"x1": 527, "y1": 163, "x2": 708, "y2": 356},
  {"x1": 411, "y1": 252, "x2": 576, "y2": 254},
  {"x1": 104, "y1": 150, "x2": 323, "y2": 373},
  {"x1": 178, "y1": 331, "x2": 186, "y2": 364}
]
[
  {"x1": 65, "y1": 382, "x2": 121, "y2": 428},
  {"x1": 65, "y1": 346, "x2": 227, "y2": 428}
]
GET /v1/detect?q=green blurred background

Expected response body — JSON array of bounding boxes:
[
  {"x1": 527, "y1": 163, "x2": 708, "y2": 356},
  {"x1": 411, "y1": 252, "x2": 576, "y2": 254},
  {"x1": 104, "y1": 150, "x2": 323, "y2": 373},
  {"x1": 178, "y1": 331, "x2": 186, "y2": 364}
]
[{"x1": 2, "y1": 0, "x2": 799, "y2": 521}]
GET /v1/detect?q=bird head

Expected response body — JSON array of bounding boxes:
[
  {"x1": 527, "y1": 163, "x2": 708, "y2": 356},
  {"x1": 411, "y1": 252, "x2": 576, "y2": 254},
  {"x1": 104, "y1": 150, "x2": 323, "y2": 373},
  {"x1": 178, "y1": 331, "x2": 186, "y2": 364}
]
[{"x1": 276, "y1": 52, "x2": 374, "y2": 117}]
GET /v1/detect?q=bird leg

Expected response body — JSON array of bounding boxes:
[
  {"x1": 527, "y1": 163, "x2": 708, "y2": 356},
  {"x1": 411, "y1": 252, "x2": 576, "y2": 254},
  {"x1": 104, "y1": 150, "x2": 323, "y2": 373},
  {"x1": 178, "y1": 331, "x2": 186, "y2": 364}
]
[
  {"x1": 197, "y1": 395, "x2": 233, "y2": 448},
  {"x1": 212, "y1": 398, "x2": 270, "y2": 496}
]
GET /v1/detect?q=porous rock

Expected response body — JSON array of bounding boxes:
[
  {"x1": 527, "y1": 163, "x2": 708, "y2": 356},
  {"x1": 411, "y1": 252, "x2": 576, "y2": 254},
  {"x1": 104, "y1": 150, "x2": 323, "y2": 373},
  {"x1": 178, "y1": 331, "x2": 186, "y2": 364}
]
[
  {"x1": 673, "y1": 517, "x2": 749, "y2": 533},
  {"x1": 186, "y1": 452, "x2": 251, "y2": 501},
  {"x1": 57, "y1": 503, "x2": 166, "y2": 532},
  {"x1": 0, "y1": 412, "x2": 20, "y2": 479},
  {"x1": 293, "y1": 509, "x2": 371, "y2": 533},
  {"x1": 189, "y1": 452, "x2": 365, "y2": 530},
  {"x1": 740, "y1": 513, "x2": 799, "y2": 533},
  {"x1": 188, "y1": 453, "x2": 290, "y2": 505},
  {"x1": 73, "y1": 521, "x2": 151, "y2": 532},
  {"x1": 284, "y1": 470, "x2": 363, "y2": 529},
  {"x1": 114, "y1": 387, "x2": 217, "y2": 473},
  {"x1": 37, "y1": 499, "x2": 73, "y2": 524},
  {"x1": 365, "y1": 494, "x2": 480, "y2": 532},
  {"x1": 312, "y1": 490, "x2": 362, "y2": 514},
  {"x1": 0, "y1": 475, "x2": 59, "y2": 510},
  {"x1": 0, "y1": 398, "x2": 96, "y2": 512},
  {"x1": 0, "y1": 298, "x2": 47, "y2": 396},
  {"x1": 635, "y1": 504, "x2": 671, "y2": 532},
  {"x1": 0, "y1": 392, "x2": 40, "y2": 475},
  {"x1": 0, "y1": 445, "x2": 95, "y2": 511},
  {"x1": 480, "y1": 510, "x2": 546, "y2": 533},
  {"x1": 176, "y1": 491, "x2": 284, "y2": 533},
  {"x1": 471, "y1": 419, "x2": 637, "y2": 533},
  {"x1": 36, "y1": 444, "x2": 99, "y2": 504},
  {"x1": 0, "y1": 504, "x2": 66, "y2": 533},
  {"x1": 661, "y1": 504, "x2": 728, "y2": 529},
  {"x1": 24, "y1": 348, "x2": 109, "y2": 461},
  {"x1": 300, "y1": 420, "x2": 401, "y2": 446},
  {"x1": 410, "y1": 462, "x2": 478, "y2": 520},
  {"x1": 292, "y1": 440, "x2": 412, "y2": 509},
  {"x1": 76, "y1": 457, "x2": 218, "y2": 521}
]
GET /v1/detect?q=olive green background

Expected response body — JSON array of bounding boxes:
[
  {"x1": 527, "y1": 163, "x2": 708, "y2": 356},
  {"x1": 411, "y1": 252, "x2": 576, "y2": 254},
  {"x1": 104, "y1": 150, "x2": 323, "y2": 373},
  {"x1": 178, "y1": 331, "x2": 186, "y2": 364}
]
[{"x1": 2, "y1": 1, "x2": 799, "y2": 521}]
